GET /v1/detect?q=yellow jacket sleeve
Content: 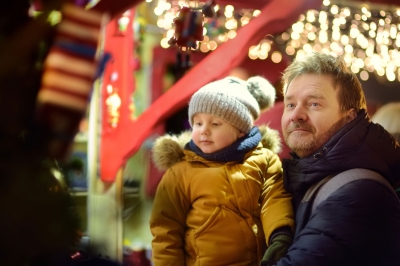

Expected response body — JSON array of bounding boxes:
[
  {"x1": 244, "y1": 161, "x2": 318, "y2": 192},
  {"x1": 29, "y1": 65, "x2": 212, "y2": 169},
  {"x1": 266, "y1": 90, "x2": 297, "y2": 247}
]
[
  {"x1": 260, "y1": 151, "x2": 295, "y2": 245},
  {"x1": 149, "y1": 167, "x2": 190, "y2": 266}
]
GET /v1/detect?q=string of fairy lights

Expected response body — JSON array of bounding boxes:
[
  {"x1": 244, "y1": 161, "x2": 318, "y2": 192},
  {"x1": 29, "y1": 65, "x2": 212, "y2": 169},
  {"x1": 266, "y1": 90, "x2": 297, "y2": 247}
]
[
  {"x1": 147, "y1": 0, "x2": 261, "y2": 51},
  {"x1": 279, "y1": 0, "x2": 400, "y2": 82},
  {"x1": 147, "y1": 0, "x2": 400, "y2": 82}
]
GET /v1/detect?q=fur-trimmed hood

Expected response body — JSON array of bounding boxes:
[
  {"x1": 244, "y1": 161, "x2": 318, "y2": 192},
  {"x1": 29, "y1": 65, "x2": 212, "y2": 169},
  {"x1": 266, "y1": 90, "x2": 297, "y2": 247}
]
[{"x1": 152, "y1": 125, "x2": 282, "y2": 171}]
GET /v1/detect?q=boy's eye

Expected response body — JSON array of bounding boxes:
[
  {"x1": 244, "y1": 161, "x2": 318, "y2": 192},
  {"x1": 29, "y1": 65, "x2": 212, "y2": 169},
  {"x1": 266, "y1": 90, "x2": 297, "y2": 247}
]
[{"x1": 212, "y1": 123, "x2": 220, "y2": 126}]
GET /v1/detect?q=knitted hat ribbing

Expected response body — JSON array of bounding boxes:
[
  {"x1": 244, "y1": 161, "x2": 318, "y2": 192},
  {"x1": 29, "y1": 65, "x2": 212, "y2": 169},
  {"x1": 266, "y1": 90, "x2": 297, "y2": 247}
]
[{"x1": 188, "y1": 76, "x2": 276, "y2": 133}]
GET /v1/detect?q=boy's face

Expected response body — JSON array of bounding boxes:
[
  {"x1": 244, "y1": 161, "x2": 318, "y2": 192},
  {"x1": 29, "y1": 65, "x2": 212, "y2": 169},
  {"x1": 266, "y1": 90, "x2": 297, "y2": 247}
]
[{"x1": 192, "y1": 113, "x2": 245, "y2": 154}]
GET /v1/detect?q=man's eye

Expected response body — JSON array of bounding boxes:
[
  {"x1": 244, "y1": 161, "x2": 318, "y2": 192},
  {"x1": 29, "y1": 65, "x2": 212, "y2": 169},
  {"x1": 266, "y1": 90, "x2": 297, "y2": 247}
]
[
  {"x1": 310, "y1": 103, "x2": 319, "y2": 107},
  {"x1": 286, "y1": 103, "x2": 294, "y2": 108}
]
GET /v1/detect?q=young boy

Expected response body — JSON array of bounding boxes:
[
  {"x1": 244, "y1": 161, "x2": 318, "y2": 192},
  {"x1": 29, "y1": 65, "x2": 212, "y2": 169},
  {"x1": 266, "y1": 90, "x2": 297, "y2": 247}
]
[{"x1": 150, "y1": 76, "x2": 294, "y2": 266}]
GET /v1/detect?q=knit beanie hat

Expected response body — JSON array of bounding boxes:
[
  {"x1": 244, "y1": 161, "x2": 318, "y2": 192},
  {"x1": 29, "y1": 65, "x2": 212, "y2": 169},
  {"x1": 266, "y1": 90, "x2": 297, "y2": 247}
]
[{"x1": 188, "y1": 76, "x2": 276, "y2": 134}]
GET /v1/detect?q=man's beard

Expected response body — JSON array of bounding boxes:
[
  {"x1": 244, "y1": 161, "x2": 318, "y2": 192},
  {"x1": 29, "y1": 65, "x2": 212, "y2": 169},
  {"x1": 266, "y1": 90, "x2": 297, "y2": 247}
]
[{"x1": 284, "y1": 116, "x2": 348, "y2": 158}]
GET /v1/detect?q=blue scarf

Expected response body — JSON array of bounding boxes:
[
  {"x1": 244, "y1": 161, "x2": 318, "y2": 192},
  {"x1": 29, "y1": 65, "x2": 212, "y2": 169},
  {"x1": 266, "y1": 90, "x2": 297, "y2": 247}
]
[{"x1": 186, "y1": 127, "x2": 261, "y2": 163}]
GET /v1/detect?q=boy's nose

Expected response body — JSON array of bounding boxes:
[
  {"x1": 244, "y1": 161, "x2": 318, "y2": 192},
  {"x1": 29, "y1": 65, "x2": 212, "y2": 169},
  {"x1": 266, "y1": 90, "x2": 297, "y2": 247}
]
[{"x1": 201, "y1": 126, "x2": 210, "y2": 135}]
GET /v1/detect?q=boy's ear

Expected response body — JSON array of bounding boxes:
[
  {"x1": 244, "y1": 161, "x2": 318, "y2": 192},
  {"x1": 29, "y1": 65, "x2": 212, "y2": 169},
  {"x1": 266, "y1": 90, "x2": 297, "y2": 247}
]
[{"x1": 238, "y1": 131, "x2": 245, "y2": 138}]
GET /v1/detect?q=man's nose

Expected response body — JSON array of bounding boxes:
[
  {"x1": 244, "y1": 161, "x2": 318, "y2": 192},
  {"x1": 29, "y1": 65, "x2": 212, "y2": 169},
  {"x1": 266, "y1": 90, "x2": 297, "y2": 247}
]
[{"x1": 289, "y1": 105, "x2": 307, "y2": 122}]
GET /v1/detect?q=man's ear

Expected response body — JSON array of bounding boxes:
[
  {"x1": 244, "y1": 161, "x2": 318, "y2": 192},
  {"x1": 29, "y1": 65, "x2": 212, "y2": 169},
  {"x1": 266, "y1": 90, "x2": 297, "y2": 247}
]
[{"x1": 346, "y1": 109, "x2": 357, "y2": 123}]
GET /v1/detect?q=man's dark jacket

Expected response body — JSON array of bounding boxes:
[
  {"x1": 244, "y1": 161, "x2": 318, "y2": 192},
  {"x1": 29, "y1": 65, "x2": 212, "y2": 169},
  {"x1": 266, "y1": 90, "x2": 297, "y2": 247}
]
[{"x1": 276, "y1": 110, "x2": 400, "y2": 266}]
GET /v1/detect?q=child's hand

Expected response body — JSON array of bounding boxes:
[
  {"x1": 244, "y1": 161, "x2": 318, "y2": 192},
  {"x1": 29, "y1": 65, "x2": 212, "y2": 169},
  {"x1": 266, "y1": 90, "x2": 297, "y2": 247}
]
[{"x1": 260, "y1": 234, "x2": 293, "y2": 266}]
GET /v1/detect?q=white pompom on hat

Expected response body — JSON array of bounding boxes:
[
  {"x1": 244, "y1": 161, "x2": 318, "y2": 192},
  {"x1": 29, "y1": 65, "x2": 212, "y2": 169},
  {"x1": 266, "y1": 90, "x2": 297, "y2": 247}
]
[{"x1": 188, "y1": 76, "x2": 276, "y2": 134}]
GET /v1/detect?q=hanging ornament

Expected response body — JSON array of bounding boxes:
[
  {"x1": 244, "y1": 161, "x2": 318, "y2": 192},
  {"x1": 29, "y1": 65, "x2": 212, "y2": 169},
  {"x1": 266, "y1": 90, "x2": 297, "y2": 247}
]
[
  {"x1": 176, "y1": 51, "x2": 192, "y2": 69},
  {"x1": 202, "y1": 0, "x2": 217, "y2": 18},
  {"x1": 169, "y1": 6, "x2": 204, "y2": 50}
]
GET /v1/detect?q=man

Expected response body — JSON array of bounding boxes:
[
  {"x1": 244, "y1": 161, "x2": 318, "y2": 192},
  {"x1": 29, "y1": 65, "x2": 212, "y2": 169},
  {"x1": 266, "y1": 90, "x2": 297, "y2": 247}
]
[{"x1": 275, "y1": 52, "x2": 400, "y2": 265}]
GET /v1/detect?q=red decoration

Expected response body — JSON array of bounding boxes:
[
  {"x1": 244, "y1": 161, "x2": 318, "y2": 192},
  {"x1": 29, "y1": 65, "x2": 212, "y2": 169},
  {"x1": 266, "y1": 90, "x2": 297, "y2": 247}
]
[
  {"x1": 169, "y1": 6, "x2": 204, "y2": 49},
  {"x1": 100, "y1": 8, "x2": 136, "y2": 182}
]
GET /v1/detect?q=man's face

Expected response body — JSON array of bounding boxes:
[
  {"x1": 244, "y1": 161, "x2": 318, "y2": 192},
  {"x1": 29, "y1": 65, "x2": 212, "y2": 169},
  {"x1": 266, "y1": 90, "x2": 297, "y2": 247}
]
[{"x1": 281, "y1": 74, "x2": 351, "y2": 158}]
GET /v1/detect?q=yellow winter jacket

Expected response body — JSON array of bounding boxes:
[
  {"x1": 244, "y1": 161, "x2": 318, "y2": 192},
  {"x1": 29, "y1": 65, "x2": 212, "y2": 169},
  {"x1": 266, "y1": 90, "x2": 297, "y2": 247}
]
[{"x1": 150, "y1": 126, "x2": 294, "y2": 266}]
